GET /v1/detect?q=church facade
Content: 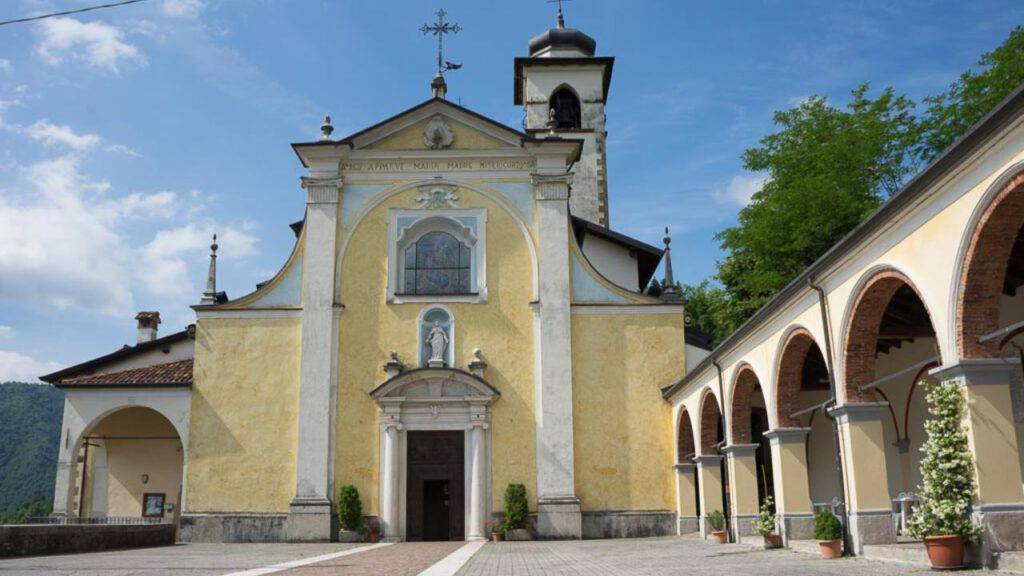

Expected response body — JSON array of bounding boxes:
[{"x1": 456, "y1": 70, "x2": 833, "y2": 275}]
[{"x1": 43, "y1": 17, "x2": 699, "y2": 542}]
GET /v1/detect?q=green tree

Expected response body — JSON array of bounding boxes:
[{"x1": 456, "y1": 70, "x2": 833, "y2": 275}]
[
  {"x1": 706, "y1": 85, "x2": 920, "y2": 338},
  {"x1": 917, "y1": 26, "x2": 1024, "y2": 163}
]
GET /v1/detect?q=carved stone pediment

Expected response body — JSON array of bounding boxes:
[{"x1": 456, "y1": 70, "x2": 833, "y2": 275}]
[{"x1": 370, "y1": 367, "x2": 499, "y2": 405}]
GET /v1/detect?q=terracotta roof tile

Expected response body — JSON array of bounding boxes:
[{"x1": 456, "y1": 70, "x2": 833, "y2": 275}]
[{"x1": 58, "y1": 359, "x2": 193, "y2": 388}]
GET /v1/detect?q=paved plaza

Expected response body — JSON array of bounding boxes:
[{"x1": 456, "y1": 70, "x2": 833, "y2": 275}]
[{"x1": 0, "y1": 537, "x2": 982, "y2": 575}]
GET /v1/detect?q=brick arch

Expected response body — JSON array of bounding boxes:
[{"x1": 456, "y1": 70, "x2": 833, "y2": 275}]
[
  {"x1": 775, "y1": 327, "x2": 820, "y2": 428},
  {"x1": 676, "y1": 409, "x2": 696, "y2": 463},
  {"x1": 698, "y1": 388, "x2": 723, "y2": 455},
  {"x1": 842, "y1": 268, "x2": 936, "y2": 403},
  {"x1": 958, "y1": 170, "x2": 1024, "y2": 359},
  {"x1": 729, "y1": 364, "x2": 763, "y2": 444}
]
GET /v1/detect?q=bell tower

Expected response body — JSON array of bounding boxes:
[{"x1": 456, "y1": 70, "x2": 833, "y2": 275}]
[{"x1": 515, "y1": 8, "x2": 614, "y2": 225}]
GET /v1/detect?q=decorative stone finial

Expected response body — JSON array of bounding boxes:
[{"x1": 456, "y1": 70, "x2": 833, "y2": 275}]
[
  {"x1": 200, "y1": 234, "x2": 219, "y2": 305},
  {"x1": 320, "y1": 115, "x2": 334, "y2": 141},
  {"x1": 547, "y1": 107, "x2": 558, "y2": 135},
  {"x1": 469, "y1": 347, "x2": 488, "y2": 378},
  {"x1": 556, "y1": 5, "x2": 565, "y2": 28},
  {"x1": 660, "y1": 227, "x2": 681, "y2": 302}
]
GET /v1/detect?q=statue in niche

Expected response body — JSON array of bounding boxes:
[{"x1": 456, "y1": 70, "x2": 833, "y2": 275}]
[{"x1": 425, "y1": 320, "x2": 449, "y2": 367}]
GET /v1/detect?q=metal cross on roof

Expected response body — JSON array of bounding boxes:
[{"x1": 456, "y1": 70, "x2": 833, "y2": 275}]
[{"x1": 420, "y1": 9, "x2": 462, "y2": 78}]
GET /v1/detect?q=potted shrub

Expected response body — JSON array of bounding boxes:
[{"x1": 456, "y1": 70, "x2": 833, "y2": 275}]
[
  {"x1": 812, "y1": 510, "x2": 843, "y2": 559},
  {"x1": 753, "y1": 496, "x2": 781, "y2": 549},
  {"x1": 336, "y1": 485, "x2": 364, "y2": 542},
  {"x1": 503, "y1": 483, "x2": 531, "y2": 541},
  {"x1": 487, "y1": 519, "x2": 505, "y2": 542},
  {"x1": 706, "y1": 509, "x2": 727, "y2": 544},
  {"x1": 906, "y1": 378, "x2": 981, "y2": 570}
]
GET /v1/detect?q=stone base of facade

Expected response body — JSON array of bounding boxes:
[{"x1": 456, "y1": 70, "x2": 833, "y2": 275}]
[
  {"x1": 580, "y1": 510, "x2": 674, "y2": 539},
  {"x1": 848, "y1": 509, "x2": 894, "y2": 554},
  {"x1": 730, "y1": 514, "x2": 757, "y2": 542},
  {"x1": 537, "y1": 497, "x2": 582, "y2": 539},
  {"x1": 285, "y1": 498, "x2": 333, "y2": 542},
  {"x1": 179, "y1": 513, "x2": 288, "y2": 542},
  {"x1": 977, "y1": 505, "x2": 1024, "y2": 568},
  {"x1": 780, "y1": 513, "x2": 814, "y2": 544},
  {"x1": 677, "y1": 515, "x2": 699, "y2": 535}
]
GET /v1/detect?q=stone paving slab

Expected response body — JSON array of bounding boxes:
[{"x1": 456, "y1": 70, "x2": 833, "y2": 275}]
[
  {"x1": 455, "y1": 537, "x2": 980, "y2": 575},
  {"x1": 283, "y1": 542, "x2": 464, "y2": 576},
  {"x1": 0, "y1": 542, "x2": 365, "y2": 575}
]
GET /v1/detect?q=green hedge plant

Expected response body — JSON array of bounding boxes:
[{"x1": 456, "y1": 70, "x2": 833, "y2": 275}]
[
  {"x1": 812, "y1": 510, "x2": 842, "y2": 541},
  {"x1": 503, "y1": 483, "x2": 529, "y2": 531},
  {"x1": 752, "y1": 496, "x2": 777, "y2": 536},
  {"x1": 906, "y1": 378, "x2": 982, "y2": 540},
  {"x1": 336, "y1": 485, "x2": 363, "y2": 532},
  {"x1": 706, "y1": 509, "x2": 725, "y2": 532}
]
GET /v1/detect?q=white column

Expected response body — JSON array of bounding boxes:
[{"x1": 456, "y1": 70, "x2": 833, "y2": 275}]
[
  {"x1": 381, "y1": 417, "x2": 403, "y2": 541},
  {"x1": 287, "y1": 174, "x2": 342, "y2": 541},
  {"x1": 532, "y1": 170, "x2": 582, "y2": 539},
  {"x1": 468, "y1": 420, "x2": 488, "y2": 541},
  {"x1": 52, "y1": 396, "x2": 83, "y2": 518},
  {"x1": 89, "y1": 442, "x2": 108, "y2": 518}
]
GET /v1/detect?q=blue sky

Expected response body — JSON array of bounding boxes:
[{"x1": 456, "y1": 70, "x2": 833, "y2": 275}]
[{"x1": 1, "y1": 0, "x2": 1023, "y2": 381}]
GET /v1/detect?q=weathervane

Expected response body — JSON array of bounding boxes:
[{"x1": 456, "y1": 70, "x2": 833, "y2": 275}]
[
  {"x1": 547, "y1": 0, "x2": 571, "y2": 28},
  {"x1": 421, "y1": 9, "x2": 462, "y2": 98}
]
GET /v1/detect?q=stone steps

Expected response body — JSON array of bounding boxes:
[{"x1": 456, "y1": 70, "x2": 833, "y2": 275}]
[{"x1": 860, "y1": 542, "x2": 930, "y2": 568}]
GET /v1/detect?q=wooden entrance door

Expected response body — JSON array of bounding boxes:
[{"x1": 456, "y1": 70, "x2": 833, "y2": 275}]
[{"x1": 406, "y1": 431, "x2": 464, "y2": 541}]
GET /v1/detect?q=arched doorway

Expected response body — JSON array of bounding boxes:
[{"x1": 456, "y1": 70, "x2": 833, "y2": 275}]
[
  {"x1": 674, "y1": 410, "x2": 699, "y2": 533},
  {"x1": 370, "y1": 367, "x2": 499, "y2": 542},
  {"x1": 696, "y1": 390, "x2": 727, "y2": 538},
  {"x1": 728, "y1": 365, "x2": 774, "y2": 540},
  {"x1": 73, "y1": 407, "x2": 184, "y2": 522},
  {"x1": 842, "y1": 269, "x2": 938, "y2": 547},
  {"x1": 958, "y1": 169, "x2": 1024, "y2": 501},
  {"x1": 774, "y1": 328, "x2": 841, "y2": 541}
]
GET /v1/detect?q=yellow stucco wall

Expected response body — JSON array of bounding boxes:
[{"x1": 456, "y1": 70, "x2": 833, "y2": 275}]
[
  {"x1": 571, "y1": 313, "x2": 684, "y2": 511},
  {"x1": 368, "y1": 117, "x2": 510, "y2": 151},
  {"x1": 335, "y1": 184, "x2": 538, "y2": 514},
  {"x1": 186, "y1": 317, "x2": 301, "y2": 513}
]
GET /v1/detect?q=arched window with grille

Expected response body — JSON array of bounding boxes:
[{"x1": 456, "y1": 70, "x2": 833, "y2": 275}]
[
  {"x1": 402, "y1": 231, "x2": 472, "y2": 294},
  {"x1": 550, "y1": 87, "x2": 581, "y2": 130}
]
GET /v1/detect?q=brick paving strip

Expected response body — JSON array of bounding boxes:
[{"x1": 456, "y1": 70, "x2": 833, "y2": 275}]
[
  {"x1": 222, "y1": 543, "x2": 392, "y2": 576},
  {"x1": 281, "y1": 541, "x2": 468, "y2": 576}
]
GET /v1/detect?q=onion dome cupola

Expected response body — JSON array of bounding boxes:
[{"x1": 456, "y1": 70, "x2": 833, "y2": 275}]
[{"x1": 527, "y1": 7, "x2": 597, "y2": 58}]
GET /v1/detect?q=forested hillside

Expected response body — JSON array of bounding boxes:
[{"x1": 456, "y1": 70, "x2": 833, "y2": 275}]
[{"x1": 0, "y1": 382, "x2": 63, "y2": 520}]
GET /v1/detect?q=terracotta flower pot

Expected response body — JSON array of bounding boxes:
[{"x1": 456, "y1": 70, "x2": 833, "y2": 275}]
[
  {"x1": 711, "y1": 530, "x2": 728, "y2": 544},
  {"x1": 818, "y1": 539, "x2": 842, "y2": 559},
  {"x1": 762, "y1": 533, "x2": 782, "y2": 549},
  {"x1": 924, "y1": 535, "x2": 964, "y2": 570},
  {"x1": 490, "y1": 532, "x2": 504, "y2": 543}
]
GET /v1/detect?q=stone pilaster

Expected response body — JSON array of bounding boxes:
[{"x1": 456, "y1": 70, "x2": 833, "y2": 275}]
[
  {"x1": 931, "y1": 359, "x2": 1024, "y2": 566},
  {"x1": 674, "y1": 463, "x2": 699, "y2": 534},
  {"x1": 694, "y1": 455, "x2": 725, "y2": 538},
  {"x1": 467, "y1": 418, "x2": 488, "y2": 541},
  {"x1": 380, "y1": 412, "x2": 402, "y2": 542},
  {"x1": 828, "y1": 402, "x2": 895, "y2": 553},
  {"x1": 532, "y1": 170, "x2": 581, "y2": 539},
  {"x1": 722, "y1": 444, "x2": 760, "y2": 541},
  {"x1": 764, "y1": 428, "x2": 813, "y2": 543},
  {"x1": 286, "y1": 175, "x2": 342, "y2": 542}
]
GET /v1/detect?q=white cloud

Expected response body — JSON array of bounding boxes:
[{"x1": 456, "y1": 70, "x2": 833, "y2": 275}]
[
  {"x1": 0, "y1": 350, "x2": 63, "y2": 382},
  {"x1": 0, "y1": 151, "x2": 258, "y2": 318},
  {"x1": 0, "y1": 326, "x2": 12, "y2": 338},
  {"x1": 162, "y1": 0, "x2": 204, "y2": 18},
  {"x1": 715, "y1": 173, "x2": 768, "y2": 206},
  {"x1": 36, "y1": 17, "x2": 146, "y2": 74},
  {"x1": 0, "y1": 59, "x2": 12, "y2": 73},
  {"x1": 105, "y1": 143, "x2": 141, "y2": 157},
  {"x1": 25, "y1": 120, "x2": 102, "y2": 150}
]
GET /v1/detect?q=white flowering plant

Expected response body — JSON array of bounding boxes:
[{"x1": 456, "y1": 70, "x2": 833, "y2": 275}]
[
  {"x1": 906, "y1": 378, "x2": 982, "y2": 540},
  {"x1": 752, "y1": 495, "x2": 778, "y2": 536}
]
